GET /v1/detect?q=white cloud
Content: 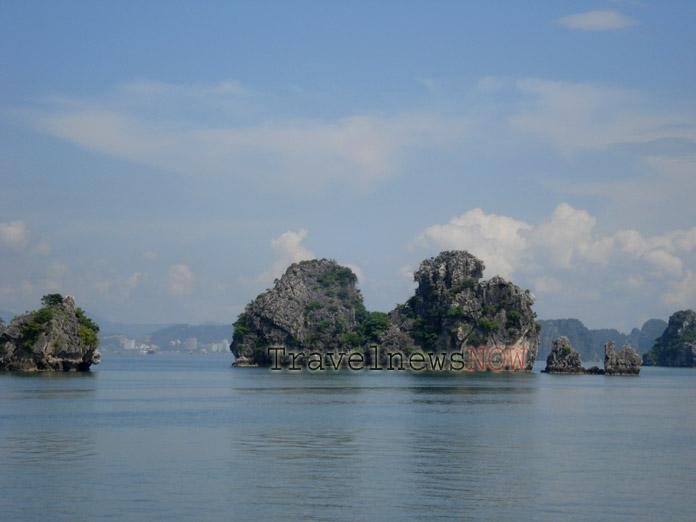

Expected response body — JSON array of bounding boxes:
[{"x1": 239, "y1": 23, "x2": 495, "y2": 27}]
[
  {"x1": 125, "y1": 272, "x2": 147, "y2": 291},
  {"x1": 411, "y1": 208, "x2": 533, "y2": 278},
  {"x1": 0, "y1": 220, "x2": 28, "y2": 251},
  {"x1": 17, "y1": 81, "x2": 474, "y2": 189},
  {"x1": 531, "y1": 276, "x2": 563, "y2": 294},
  {"x1": 412, "y1": 203, "x2": 696, "y2": 315},
  {"x1": 530, "y1": 203, "x2": 614, "y2": 267},
  {"x1": 143, "y1": 251, "x2": 158, "y2": 262},
  {"x1": 400, "y1": 265, "x2": 414, "y2": 281},
  {"x1": 256, "y1": 229, "x2": 315, "y2": 284},
  {"x1": 167, "y1": 264, "x2": 195, "y2": 296},
  {"x1": 643, "y1": 250, "x2": 683, "y2": 278},
  {"x1": 556, "y1": 10, "x2": 639, "y2": 31},
  {"x1": 664, "y1": 270, "x2": 696, "y2": 307},
  {"x1": 511, "y1": 79, "x2": 641, "y2": 152}
]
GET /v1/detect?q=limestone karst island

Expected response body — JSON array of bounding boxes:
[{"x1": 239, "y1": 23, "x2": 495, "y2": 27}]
[
  {"x1": 0, "y1": 294, "x2": 101, "y2": 371},
  {"x1": 231, "y1": 250, "x2": 541, "y2": 371}
]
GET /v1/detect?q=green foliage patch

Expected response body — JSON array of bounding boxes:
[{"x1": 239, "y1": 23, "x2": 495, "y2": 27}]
[
  {"x1": 41, "y1": 294, "x2": 63, "y2": 307},
  {"x1": 479, "y1": 318, "x2": 499, "y2": 333}
]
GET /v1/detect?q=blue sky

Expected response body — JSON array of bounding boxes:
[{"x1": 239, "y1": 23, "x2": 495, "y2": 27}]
[{"x1": 1, "y1": 1, "x2": 695, "y2": 330}]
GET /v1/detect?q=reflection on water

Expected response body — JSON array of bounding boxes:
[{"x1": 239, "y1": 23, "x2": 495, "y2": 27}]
[{"x1": 1, "y1": 355, "x2": 695, "y2": 521}]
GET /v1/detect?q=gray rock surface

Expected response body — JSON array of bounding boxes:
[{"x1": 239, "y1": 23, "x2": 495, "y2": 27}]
[
  {"x1": 0, "y1": 295, "x2": 101, "y2": 371},
  {"x1": 231, "y1": 259, "x2": 366, "y2": 366},
  {"x1": 643, "y1": 310, "x2": 696, "y2": 367},
  {"x1": 385, "y1": 251, "x2": 540, "y2": 371},
  {"x1": 604, "y1": 341, "x2": 642, "y2": 375},
  {"x1": 542, "y1": 336, "x2": 585, "y2": 374},
  {"x1": 231, "y1": 251, "x2": 540, "y2": 371}
]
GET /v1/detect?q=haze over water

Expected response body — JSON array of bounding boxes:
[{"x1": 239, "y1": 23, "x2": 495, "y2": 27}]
[{"x1": 1, "y1": 354, "x2": 694, "y2": 521}]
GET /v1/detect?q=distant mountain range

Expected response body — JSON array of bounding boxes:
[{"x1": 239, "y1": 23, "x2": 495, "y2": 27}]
[{"x1": 538, "y1": 318, "x2": 667, "y2": 362}]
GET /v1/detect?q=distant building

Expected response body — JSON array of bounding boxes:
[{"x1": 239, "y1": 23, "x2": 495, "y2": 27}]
[{"x1": 210, "y1": 338, "x2": 230, "y2": 353}]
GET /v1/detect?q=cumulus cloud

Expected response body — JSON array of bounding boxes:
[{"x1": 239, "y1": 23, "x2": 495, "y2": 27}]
[
  {"x1": 413, "y1": 203, "x2": 696, "y2": 314},
  {"x1": 664, "y1": 270, "x2": 696, "y2": 307},
  {"x1": 530, "y1": 203, "x2": 614, "y2": 267},
  {"x1": 256, "y1": 229, "x2": 315, "y2": 284},
  {"x1": 0, "y1": 220, "x2": 28, "y2": 251},
  {"x1": 167, "y1": 264, "x2": 195, "y2": 296},
  {"x1": 556, "y1": 10, "x2": 639, "y2": 31},
  {"x1": 411, "y1": 208, "x2": 533, "y2": 278}
]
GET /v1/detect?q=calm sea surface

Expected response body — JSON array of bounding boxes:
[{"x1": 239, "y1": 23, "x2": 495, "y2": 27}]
[{"x1": 1, "y1": 354, "x2": 695, "y2": 521}]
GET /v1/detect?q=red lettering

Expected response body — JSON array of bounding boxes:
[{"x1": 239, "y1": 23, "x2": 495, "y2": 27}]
[
  {"x1": 509, "y1": 347, "x2": 527, "y2": 370},
  {"x1": 488, "y1": 347, "x2": 505, "y2": 371},
  {"x1": 468, "y1": 346, "x2": 486, "y2": 371}
]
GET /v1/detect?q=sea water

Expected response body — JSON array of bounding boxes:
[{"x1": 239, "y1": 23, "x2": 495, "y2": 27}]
[{"x1": 1, "y1": 354, "x2": 695, "y2": 521}]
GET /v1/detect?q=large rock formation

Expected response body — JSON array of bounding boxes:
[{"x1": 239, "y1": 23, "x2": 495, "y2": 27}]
[
  {"x1": 384, "y1": 251, "x2": 540, "y2": 371},
  {"x1": 0, "y1": 295, "x2": 101, "y2": 371},
  {"x1": 231, "y1": 259, "x2": 367, "y2": 366},
  {"x1": 643, "y1": 310, "x2": 696, "y2": 367},
  {"x1": 231, "y1": 251, "x2": 540, "y2": 371},
  {"x1": 542, "y1": 336, "x2": 585, "y2": 374},
  {"x1": 604, "y1": 341, "x2": 642, "y2": 375}
]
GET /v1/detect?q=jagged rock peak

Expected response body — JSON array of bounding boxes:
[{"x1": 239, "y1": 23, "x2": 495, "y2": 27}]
[
  {"x1": 604, "y1": 341, "x2": 642, "y2": 375},
  {"x1": 415, "y1": 250, "x2": 485, "y2": 295},
  {"x1": 0, "y1": 294, "x2": 101, "y2": 372},
  {"x1": 543, "y1": 336, "x2": 585, "y2": 374}
]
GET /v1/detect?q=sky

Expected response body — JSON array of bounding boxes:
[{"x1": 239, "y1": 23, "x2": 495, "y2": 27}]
[{"x1": 1, "y1": 1, "x2": 695, "y2": 331}]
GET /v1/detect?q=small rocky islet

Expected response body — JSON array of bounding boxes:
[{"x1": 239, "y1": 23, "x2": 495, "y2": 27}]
[
  {"x1": 542, "y1": 335, "x2": 642, "y2": 375},
  {"x1": 0, "y1": 294, "x2": 101, "y2": 372}
]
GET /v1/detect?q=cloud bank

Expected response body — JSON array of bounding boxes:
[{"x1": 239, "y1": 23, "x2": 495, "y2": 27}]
[{"x1": 413, "y1": 203, "x2": 696, "y2": 322}]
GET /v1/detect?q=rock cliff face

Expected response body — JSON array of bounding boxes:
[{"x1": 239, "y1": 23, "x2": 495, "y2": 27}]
[
  {"x1": 0, "y1": 295, "x2": 101, "y2": 371},
  {"x1": 643, "y1": 310, "x2": 696, "y2": 367},
  {"x1": 604, "y1": 341, "x2": 642, "y2": 375},
  {"x1": 385, "y1": 251, "x2": 540, "y2": 371},
  {"x1": 231, "y1": 251, "x2": 540, "y2": 371},
  {"x1": 231, "y1": 259, "x2": 366, "y2": 366},
  {"x1": 542, "y1": 336, "x2": 585, "y2": 374}
]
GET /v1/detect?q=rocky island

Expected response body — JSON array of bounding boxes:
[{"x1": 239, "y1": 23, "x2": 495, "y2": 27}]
[
  {"x1": 231, "y1": 250, "x2": 540, "y2": 371},
  {"x1": 0, "y1": 294, "x2": 101, "y2": 371},
  {"x1": 542, "y1": 336, "x2": 642, "y2": 375},
  {"x1": 643, "y1": 309, "x2": 696, "y2": 367}
]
